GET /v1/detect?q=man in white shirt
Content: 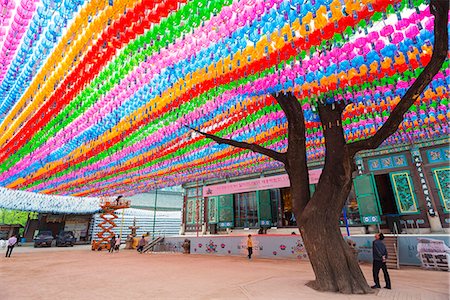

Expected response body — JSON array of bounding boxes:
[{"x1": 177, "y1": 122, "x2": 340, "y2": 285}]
[{"x1": 5, "y1": 234, "x2": 17, "y2": 258}]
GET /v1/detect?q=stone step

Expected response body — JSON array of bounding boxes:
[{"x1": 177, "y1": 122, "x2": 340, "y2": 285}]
[
  {"x1": 386, "y1": 256, "x2": 397, "y2": 260},
  {"x1": 386, "y1": 264, "x2": 399, "y2": 269}
]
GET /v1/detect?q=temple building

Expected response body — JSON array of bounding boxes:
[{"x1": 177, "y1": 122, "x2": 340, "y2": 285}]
[{"x1": 181, "y1": 138, "x2": 449, "y2": 235}]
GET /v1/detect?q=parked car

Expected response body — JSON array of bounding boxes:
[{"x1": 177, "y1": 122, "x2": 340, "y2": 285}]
[
  {"x1": 55, "y1": 231, "x2": 76, "y2": 247},
  {"x1": 34, "y1": 231, "x2": 54, "y2": 247}
]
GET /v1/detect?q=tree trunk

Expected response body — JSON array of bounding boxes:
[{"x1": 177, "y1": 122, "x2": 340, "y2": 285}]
[
  {"x1": 296, "y1": 158, "x2": 371, "y2": 294},
  {"x1": 293, "y1": 103, "x2": 372, "y2": 294}
]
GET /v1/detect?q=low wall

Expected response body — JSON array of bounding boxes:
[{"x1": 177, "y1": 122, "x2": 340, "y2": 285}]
[
  {"x1": 158, "y1": 235, "x2": 309, "y2": 260},
  {"x1": 159, "y1": 234, "x2": 450, "y2": 266},
  {"x1": 348, "y1": 234, "x2": 450, "y2": 266}
]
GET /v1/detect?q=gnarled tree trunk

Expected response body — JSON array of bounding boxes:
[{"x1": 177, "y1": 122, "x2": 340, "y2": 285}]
[{"x1": 292, "y1": 103, "x2": 371, "y2": 294}]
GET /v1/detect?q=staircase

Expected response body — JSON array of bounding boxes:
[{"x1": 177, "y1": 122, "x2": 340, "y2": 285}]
[
  {"x1": 23, "y1": 219, "x2": 39, "y2": 241},
  {"x1": 383, "y1": 236, "x2": 399, "y2": 269},
  {"x1": 142, "y1": 236, "x2": 164, "y2": 253}
]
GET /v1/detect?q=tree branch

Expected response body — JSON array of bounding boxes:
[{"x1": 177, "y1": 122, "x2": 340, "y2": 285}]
[
  {"x1": 316, "y1": 101, "x2": 350, "y2": 169},
  {"x1": 271, "y1": 92, "x2": 311, "y2": 214},
  {"x1": 186, "y1": 126, "x2": 287, "y2": 164},
  {"x1": 271, "y1": 92, "x2": 304, "y2": 125},
  {"x1": 348, "y1": 0, "x2": 448, "y2": 156},
  {"x1": 271, "y1": 92, "x2": 308, "y2": 166},
  {"x1": 317, "y1": 100, "x2": 348, "y2": 128}
]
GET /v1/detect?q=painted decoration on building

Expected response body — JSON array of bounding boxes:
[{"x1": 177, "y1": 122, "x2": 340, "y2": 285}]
[
  {"x1": 368, "y1": 155, "x2": 407, "y2": 171},
  {"x1": 411, "y1": 148, "x2": 436, "y2": 216},
  {"x1": 205, "y1": 240, "x2": 218, "y2": 253},
  {"x1": 355, "y1": 156, "x2": 364, "y2": 175},
  {"x1": 196, "y1": 200, "x2": 204, "y2": 224},
  {"x1": 203, "y1": 170, "x2": 322, "y2": 197},
  {"x1": 432, "y1": 167, "x2": 450, "y2": 213},
  {"x1": 369, "y1": 160, "x2": 381, "y2": 171},
  {"x1": 208, "y1": 197, "x2": 218, "y2": 224},
  {"x1": 186, "y1": 185, "x2": 205, "y2": 225},
  {"x1": 427, "y1": 147, "x2": 450, "y2": 164},
  {"x1": 186, "y1": 200, "x2": 195, "y2": 224},
  {"x1": 389, "y1": 171, "x2": 420, "y2": 215}
]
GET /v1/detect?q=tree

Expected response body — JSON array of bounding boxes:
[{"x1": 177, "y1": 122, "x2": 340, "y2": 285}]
[
  {"x1": 0, "y1": 209, "x2": 31, "y2": 227},
  {"x1": 190, "y1": 0, "x2": 448, "y2": 294}
]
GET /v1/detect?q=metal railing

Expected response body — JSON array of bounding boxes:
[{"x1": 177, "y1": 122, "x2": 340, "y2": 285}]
[{"x1": 392, "y1": 222, "x2": 400, "y2": 269}]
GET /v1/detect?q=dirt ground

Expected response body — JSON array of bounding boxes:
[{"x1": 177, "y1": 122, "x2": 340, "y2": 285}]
[{"x1": 1, "y1": 246, "x2": 449, "y2": 300}]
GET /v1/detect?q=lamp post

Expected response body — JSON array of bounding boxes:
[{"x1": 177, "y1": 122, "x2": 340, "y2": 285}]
[
  {"x1": 152, "y1": 188, "x2": 158, "y2": 239},
  {"x1": 119, "y1": 208, "x2": 125, "y2": 240}
]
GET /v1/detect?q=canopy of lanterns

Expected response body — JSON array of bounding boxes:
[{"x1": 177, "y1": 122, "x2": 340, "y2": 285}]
[{"x1": 0, "y1": 0, "x2": 448, "y2": 211}]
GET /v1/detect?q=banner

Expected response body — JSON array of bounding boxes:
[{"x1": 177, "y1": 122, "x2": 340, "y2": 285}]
[{"x1": 203, "y1": 169, "x2": 322, "y2": 197}]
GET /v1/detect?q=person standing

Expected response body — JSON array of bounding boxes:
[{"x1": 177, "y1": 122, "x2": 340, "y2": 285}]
[
  {"x1": 115, "y1": 236, "x2": 121, "y2": 252},
  {"x1": 5, "y1": 234, "x2": 17, "y2": 258},
  {"x1": 137, "y1": 235, "x2": 146, "y2": 253},
  {"x1": 372, "y1": 233, "x2": 391, "y2": 289},
  {"x1": 109, "y1": 235, "x2": 116, "y2": 253},
  {"x1": 247, "y1": 234, "x2": 253, "y2": 260}
]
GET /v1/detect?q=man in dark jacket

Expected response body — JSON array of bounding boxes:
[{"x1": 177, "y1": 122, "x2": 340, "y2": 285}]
[
  {"x1": 109, "y1": 234, "x2": 116, "y2": 253},
  {"x1": 372, "y1": 233, "x2": 391, "y2": 289},
  {"x1": 137, "y1": 235, "x2": 146, "y2": 253}
]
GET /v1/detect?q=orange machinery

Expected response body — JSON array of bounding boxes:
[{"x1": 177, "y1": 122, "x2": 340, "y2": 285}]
[{"x1": 91, "y1": 196, "x2": 130, "y2": 251}]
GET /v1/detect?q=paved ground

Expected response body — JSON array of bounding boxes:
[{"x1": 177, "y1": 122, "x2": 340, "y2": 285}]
[{"x1": 1, "y1": 245, "x2": 448, "y2": 300}]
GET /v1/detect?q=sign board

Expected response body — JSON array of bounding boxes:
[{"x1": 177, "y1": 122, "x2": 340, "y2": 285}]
[
  {"x1": 362, "y1": 215, "x2": 380, "y2": 224},
  {"x1": 203, "y1": 169, "x2": 322, "y2": 197}
]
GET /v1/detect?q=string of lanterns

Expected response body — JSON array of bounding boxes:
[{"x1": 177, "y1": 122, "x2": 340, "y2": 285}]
[{"x1": 0, "y1": 0, "x2": 445, "y2": 206}]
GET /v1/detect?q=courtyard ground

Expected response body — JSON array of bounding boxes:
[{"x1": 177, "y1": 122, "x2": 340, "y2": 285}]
[{"x1": 0, "y1": 245, "x2": 448, "y2": 299}]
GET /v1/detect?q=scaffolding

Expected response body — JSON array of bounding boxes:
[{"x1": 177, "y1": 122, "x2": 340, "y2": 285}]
[{"x1": 91, "y1": 197, "x2": 130, "y2": 251}]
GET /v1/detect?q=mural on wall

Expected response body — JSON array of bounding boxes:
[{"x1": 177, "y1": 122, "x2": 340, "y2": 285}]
[
  {"x1": 417, "y1": 238, "x2": 450, "y2": 271},
  {"x1": 348, "y1": 235, "x2": 450, "y2": 267},
  {"x1": 154, "y1": 241, "x2": 183, "y2": 252},
  {"x1": 159, "y1": 235, "x2": 450, "y2": 268},
  {"x1": 237, "y1": 236, "x2": 262, "y2": 256},
  {"x1": 164, "y1": 235, "x2": 311, "y2": 260},
  {"x1": 206, "y1": 240, "x2": 218, "y2": 253},
  {"x1": 292, "y1": 239, "x2": 308, "y2": 260}
]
